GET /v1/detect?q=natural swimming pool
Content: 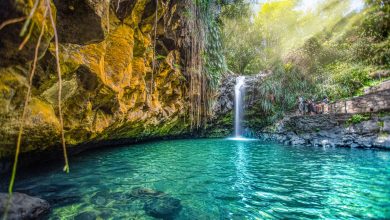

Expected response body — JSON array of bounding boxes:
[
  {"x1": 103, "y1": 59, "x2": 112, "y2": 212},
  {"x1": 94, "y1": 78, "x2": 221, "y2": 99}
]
[{"x1": 3, "y1": 139, "x2": 390, "y2": 219}]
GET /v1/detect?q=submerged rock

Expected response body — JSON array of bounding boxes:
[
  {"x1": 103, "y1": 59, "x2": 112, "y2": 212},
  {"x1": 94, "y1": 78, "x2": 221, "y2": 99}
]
[
  {"x1": 74, "y1": 211, "x2": 98, "y2": 220},
  {"x1": 129, "y1": 187, "x2": 182, "y2": 219},
  {"x1": 0, "y1": 192, "x2": 50, "y2": 220},
  {"x1": 85, "y1": 188, "x2": 182, "y2": 219},
  {"x1": 130, "y1": 187, "x2": 165, "y2": 198},
  {"x1": 91, "y1": 191, "x2": 110, "y2": 206},
  {"x1": 144, "y1": 196, "x2": 182, "y2": 219}
]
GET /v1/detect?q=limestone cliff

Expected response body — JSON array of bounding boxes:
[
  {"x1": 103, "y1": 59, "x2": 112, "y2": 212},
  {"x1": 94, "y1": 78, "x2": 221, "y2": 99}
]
[{"x1": 0, "y1": 0, "x2": 193, "y2": 162}]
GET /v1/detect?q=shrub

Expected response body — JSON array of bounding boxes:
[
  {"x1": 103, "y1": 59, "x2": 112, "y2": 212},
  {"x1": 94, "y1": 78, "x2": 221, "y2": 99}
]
[
  {"x1": 321, "y1": 62, "x2": 371, "y2": 100},
  {"x1": 347, "y1": 114, "x2": 370, "y2": 125}
]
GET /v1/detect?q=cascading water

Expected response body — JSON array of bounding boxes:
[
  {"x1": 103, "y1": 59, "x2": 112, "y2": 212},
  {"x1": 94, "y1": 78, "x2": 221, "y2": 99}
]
[{"x1": 234, "y1": 76, "x2": 245, "y2": 137}]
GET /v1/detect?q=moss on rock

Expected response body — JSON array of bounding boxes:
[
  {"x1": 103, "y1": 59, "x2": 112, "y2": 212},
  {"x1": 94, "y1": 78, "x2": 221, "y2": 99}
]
[{"x1": 0, "y1": 0, "x2": 191, "y2": 159}]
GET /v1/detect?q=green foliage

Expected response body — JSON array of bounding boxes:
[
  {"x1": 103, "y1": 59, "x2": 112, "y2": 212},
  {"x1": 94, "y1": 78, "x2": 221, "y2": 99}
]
[
  {"x1": 362, "y1": 0, "x2": 390, "y2": 41},
  {"x1": 204, "y1": 19, "x2": 227, "y2": 86},
  {"x1": 220, "y1": 0, "x2": 374, "y2": 75},
  {"x1": 173, "y1": 63, "x2": 181, "y2": 70},
  {"x1": 270, "y1": 0, "x2": 389, "y2": 101},
  {"x1": 347, "y1": 114, "x2": 370, "y2": 125},
  {"x1": 220, "y1": 0, "x2": 266, "y2": 75},
  {"x1": 220, "y1": 0, "x2": 251, "y2": 18},
  {"x1": 195, "y1": 0, "x2": 227, "y2": 87},
  {"x1": 217, "y1": 0, "x2": 389, "y2": 129},
  {"x1": 205, "y1": 111, "x2": 233, "y2": 137},
  {"x1": 263, "y1": 63, "x2": 314, "y2": 110},
  {"x1": 156, "y1": 54, "x2": 166, "y2": 60},
  {"x1": 321, "y1": 62, "x2": 371, "y2": 99},
  {"x1": 345, "y1": 5, "x2": 390, "y2": 67},
  {"x1": 245, "y1": 62, "x2": 319, "y2": 128}
]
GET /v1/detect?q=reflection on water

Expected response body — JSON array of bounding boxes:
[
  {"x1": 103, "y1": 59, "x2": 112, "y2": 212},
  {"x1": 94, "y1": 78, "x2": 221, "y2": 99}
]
[{"x1": 2, "y1": 139, "x2": 390, "y2": 219}]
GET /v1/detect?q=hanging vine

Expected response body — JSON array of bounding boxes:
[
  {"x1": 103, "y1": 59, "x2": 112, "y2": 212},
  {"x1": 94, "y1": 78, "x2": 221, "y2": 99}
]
[
  {"x1": 7, "y1": 0, "x2": 49, "y2": 197},
  {"x1": 0, "y1": 17, "x2": 26, "y2": 31},
  {"x1": 183, "y1": 0, "x2": 226, "y2": 130},
  {"x1": 45, "y1": 0, "x2": 69, "y2": 173},
  {"x1": 6, "y1": 0, "x2": 70, "y2": 199},
  {"x1": 2, "y1": 1, "x2": 52, "y2": 219},
  {"x1": 18, "y1": 22, "x2": 35, "y2": 50}
]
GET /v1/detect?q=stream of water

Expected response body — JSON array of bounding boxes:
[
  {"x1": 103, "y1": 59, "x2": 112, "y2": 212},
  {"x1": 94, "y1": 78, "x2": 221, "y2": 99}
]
[
  {"x1": 234, "y1": 76, "x2": 245, "y2": 138},
  {"x1": 2, "y1": 139, "x2": 390, "y2": 219}
]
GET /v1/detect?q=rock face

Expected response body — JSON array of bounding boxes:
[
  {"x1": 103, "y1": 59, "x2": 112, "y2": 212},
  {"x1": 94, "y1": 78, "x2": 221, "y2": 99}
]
[
  {"x1": 0, "y1": 192, "x2": 50, "y2": 220},
  {"x1": 258, "y1": 114, "x2": 390, "y2": 149},
  {"x1": 0, "y1": 0, "x2": 193, "y2": 166}
]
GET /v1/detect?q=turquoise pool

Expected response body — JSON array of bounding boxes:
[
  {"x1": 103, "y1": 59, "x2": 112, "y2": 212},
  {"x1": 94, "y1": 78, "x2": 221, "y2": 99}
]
[{"x1": 5, "y1": 139, "x2": 390, "y2": 219}]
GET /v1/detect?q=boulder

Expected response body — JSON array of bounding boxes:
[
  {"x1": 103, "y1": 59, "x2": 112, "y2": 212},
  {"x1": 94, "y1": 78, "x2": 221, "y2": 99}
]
[
  {"x1": 0, "y1": 192, "x2": 50, "y2": 220},
  {"x1": 129, "y1": 187, "x2": 182, "y2": 219},
  {"x1": 144, "y1": 196, "x2": 182, "y2": 219}
]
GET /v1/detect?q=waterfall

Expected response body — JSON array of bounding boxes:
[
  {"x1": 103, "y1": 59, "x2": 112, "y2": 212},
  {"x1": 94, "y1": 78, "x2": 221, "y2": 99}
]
[{"x1": 234, "y1": 76, "x2": 245, "y2": 137}]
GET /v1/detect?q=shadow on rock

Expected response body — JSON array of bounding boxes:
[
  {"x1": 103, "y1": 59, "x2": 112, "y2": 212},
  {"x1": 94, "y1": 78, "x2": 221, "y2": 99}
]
[{"x1": 131, "y1": 187, "x2": 182, "y2": 220}]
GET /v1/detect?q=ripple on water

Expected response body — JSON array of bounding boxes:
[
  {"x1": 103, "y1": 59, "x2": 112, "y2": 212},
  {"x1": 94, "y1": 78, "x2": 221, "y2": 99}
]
[{"x1": 5, "y1": 139, "x2": 390, "y2": 219}]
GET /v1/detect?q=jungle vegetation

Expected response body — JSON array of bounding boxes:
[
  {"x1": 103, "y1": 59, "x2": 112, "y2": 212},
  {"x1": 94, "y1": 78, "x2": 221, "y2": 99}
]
[{"x1": 220, "y1": 0, "x2": 389, "y2": 127}]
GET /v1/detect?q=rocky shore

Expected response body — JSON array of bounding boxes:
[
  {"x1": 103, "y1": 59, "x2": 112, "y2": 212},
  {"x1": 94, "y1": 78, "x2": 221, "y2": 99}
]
[{"x1": 257, "y1": 113, "x2": 390, "y2": 149}]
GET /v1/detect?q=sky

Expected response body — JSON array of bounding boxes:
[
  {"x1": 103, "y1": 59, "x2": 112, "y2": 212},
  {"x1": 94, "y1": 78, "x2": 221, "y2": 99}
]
[{"x1": 252, "y1": 0, "x2": 365, "y2": 14}]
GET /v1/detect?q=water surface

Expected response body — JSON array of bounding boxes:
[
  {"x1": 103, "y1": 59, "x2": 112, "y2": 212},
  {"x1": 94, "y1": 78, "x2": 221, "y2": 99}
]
[{"x1": 4, "y1": 139, "x2": 390, "y2": 219}]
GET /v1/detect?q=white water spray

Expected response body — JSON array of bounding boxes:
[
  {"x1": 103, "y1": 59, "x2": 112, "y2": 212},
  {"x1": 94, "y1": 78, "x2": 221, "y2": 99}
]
[{"x1": 234, "y1": 76, "x2": 245, "y2": 137}]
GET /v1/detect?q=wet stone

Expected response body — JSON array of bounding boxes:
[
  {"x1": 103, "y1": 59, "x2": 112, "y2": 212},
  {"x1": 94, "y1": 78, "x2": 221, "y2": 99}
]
[
  {"x1": 130, "y1": 187, "x2": 165, "y2": 198},
  {"x1": 143, "y1": 196, "x2": 182, "y2": 219},
  {"x1": 74, "y1": 211, "x2": 98, "y2": 220},
  {"x1": 91, "y1": 191, "x2": 109, "y2": 206},
  {"x1": 0, "y1": 192, "x2": 50, "y2": 220},
  {"x1": 110, "y1": 192, "x2": 133, "y2": 202}
]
